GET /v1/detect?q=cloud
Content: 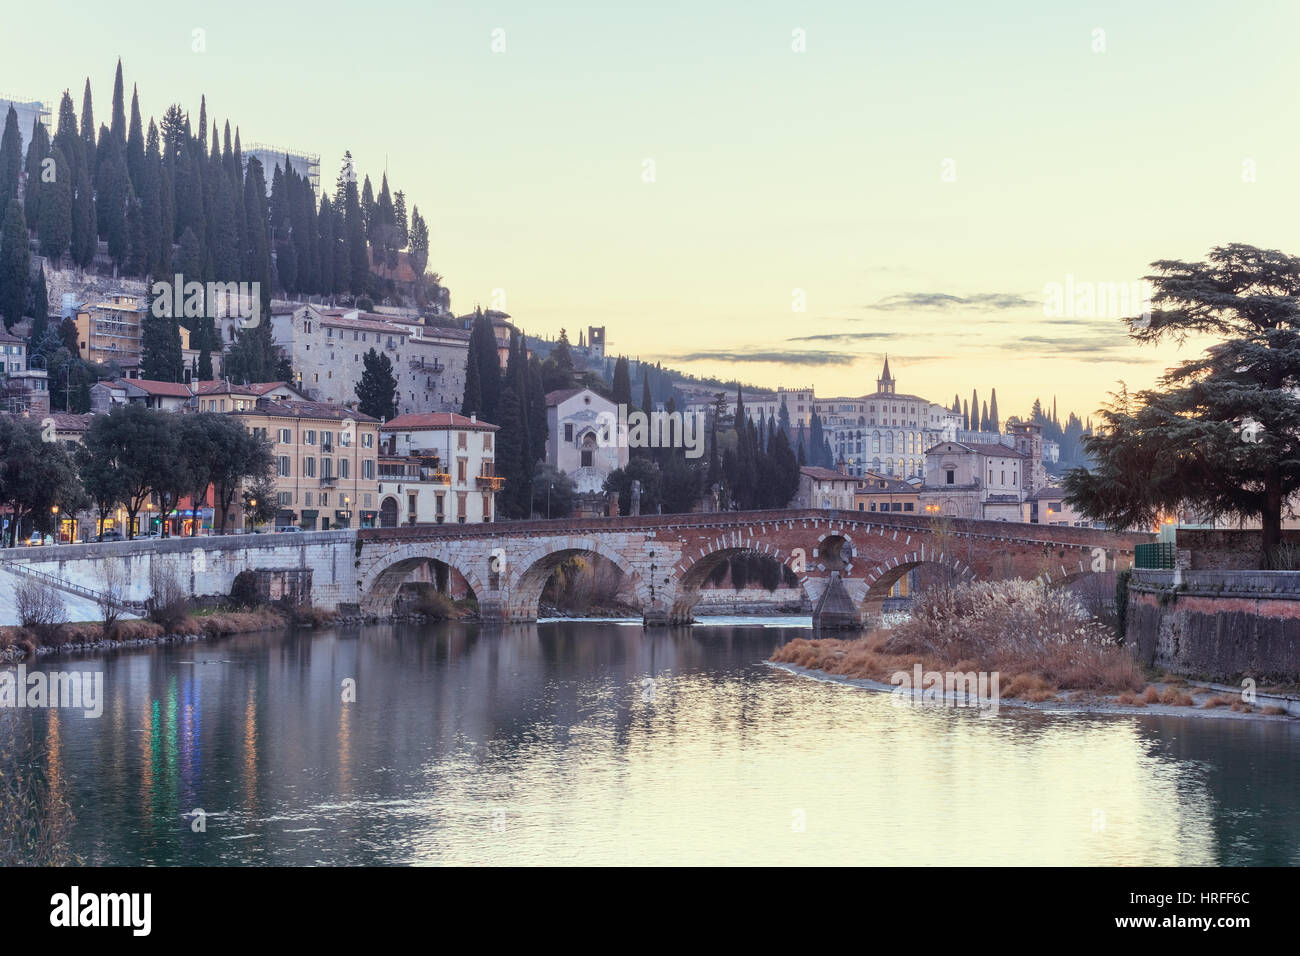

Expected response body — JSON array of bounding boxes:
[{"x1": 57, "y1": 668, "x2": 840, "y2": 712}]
[
  {"x1": 866, "y1": 292, "x2": 1036, "y2": 311},
  {"x1": 786, "y1": 331, "x2": 893, "y2": 343},
  {"x1": 670, "y1": 349, "x2": 856, "y2": 367}
]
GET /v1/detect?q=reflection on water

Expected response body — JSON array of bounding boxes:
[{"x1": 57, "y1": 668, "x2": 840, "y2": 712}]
[{"x1": 4, "y1": 620, "x2": 1299, "y2": 865}]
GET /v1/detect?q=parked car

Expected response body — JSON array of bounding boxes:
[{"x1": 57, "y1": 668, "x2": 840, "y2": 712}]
[
  {"x1": 25, "y1": 533, "x2": 53, "y2": 547},
  {"x1": 99, "y1": 530, "x2": 124, "y2": 541},
  {"x1": 276, "y1": 525, "x2": 304, "y2": 533}
]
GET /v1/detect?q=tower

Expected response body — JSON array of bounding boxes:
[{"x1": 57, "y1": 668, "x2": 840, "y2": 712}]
[
  {"x1": 587, "y1": 326, "x2": 606, "y2": 360},
  {"x1": 877, "y1": 354, "x2": 895, "y2": 394},
  {"x1": 1009, "y1": 422, "x2": 1046, "y2": 491}
]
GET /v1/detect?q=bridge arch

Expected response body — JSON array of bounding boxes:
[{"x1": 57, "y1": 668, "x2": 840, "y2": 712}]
[
  {"x1": 503, "y1": 537, "x2": 651, "y2": 621},
  {"x1": 361, "y1": 546, "x2": 488, "y2": 615},
  {"x1": 671, "y1": 535, "x2": 811, "y2": 624}
]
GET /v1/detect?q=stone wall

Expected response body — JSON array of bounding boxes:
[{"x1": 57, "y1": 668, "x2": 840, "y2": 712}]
[
  {"x1": 1127, "y1": 569, "x2": 1300, "y2": 682},
  {"x1": 1175, "y1": 529, "x2": 1300, "y2": 570},
  {"x1": 0, "y1": 531, "x2": 359, "y2": 626}
]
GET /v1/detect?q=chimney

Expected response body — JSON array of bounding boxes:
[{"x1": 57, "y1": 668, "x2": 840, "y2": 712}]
[{"x1": 471, "y1": 413, "x2": 477, "y2": 424}]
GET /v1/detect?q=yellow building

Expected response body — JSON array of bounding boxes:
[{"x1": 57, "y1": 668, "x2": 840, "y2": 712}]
[
  {"x1": 233, "y1": 399, "x2": 382, "y2": 530},
  {"x1": 74, "y1": 295, "x2": 147, "y2": 367}
]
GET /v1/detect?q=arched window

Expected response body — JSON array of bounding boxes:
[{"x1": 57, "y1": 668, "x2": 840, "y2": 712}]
[
  {"x1": 885, "y1": 432, "x2": 893, "y2": 454},
  {"x1": 872, "y1": 431, "x2": 880, "y2": 453},
  {"x1": 872, "y1": 457, "x2": 881, "y2": 472}
]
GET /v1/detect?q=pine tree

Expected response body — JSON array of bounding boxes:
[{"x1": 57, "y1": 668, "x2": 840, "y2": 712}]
[
  {"x1": 355, "y1": 348, "x2": 397, "y2": 420},
  {"x1": 0, "y1": 200, "x2": 30, "y2": 330}
]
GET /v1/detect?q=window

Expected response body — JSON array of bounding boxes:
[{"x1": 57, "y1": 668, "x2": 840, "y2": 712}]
[
  {"x1": 457, "y1": 432, "x2": 467, "y2": 450},
  {"x1": 340, "y1": 430, "x2": 351, "y2": 447},
  {"x1": 340, "y1": 458, "x2": 349, "y2": 479},
  {"x1": 483, "y1": 433, "x2": 492, "y2": 451},
  {"x1": 305, "y1": 492, "x2": 313, "y2": 507},
  {"x1": 363, "y1": 459, "x2": 375, "y2": 479},
  {"x1": 278, "y1": 491, "x2": 292, "y2": 506},
  {"x1": 279, "y1": 428, "x2": 291, "y2": 444},
  {"x1": 304, "y1": 457, "x2": 316, "y2": 478},
  {"x1": 322, "y1": 458, "x2": 333, "y2": 480},
  {"x1": 564, "y1": 423, "x2": 574, "y2": 442},
  {"x1": 457, "y1": 493, "x2": 467, "y2": 523},
  {"x1": 482, "y1": 493, "x2": 492, "y2": 521},
  {"x1": 304, "y1": 430, "x2": 316, "y2": 445},
  {"x1": 945, "y1": 469, "x2": 955, "y2": 485},
  {"x1": 321, "y1": 493, "x2": 329, "y2": 507},
  {"x1": 362, "y1": 433, "x2": 373, "y2": 448},
  {"x1": 278, "y1": 456, "x2": 291, "y2": 477},
  {"x1": 435, "y1": 493, "x2": 444, "y2": 516},
  {"x1": 457, "y1": 459, "x2": 467, "y2": 482}
]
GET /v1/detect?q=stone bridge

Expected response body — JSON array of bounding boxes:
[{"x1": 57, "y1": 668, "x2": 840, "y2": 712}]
[
  {"x1": 0, "y1": 510, "x2": 1150, "y2": 630},
  {"x1": 356, "y1": 509, "x2": 1150, "y2": 628}
]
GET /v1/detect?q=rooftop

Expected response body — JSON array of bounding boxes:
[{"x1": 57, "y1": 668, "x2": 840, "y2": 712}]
[{"x1": 382, "y1": 412, "x2": 499, "y2": 432}]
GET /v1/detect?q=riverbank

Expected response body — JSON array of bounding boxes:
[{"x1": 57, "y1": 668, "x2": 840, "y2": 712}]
[
  {"x1": 0, "y1": 607, "x2": 338, "y2": 662},
  {"x1": 768, "y1": 646, "x2": 1298, "y2": 720}
]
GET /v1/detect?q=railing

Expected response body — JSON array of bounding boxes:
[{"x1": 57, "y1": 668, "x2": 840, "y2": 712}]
[
  {"x1": 0, "y1": 562, "x2": 149, "y2": 613},
  {"x1": 1135, "y1": 541, "x2": 1176, "y2": 569},
  {"x1": 476, "y1": 475, "x2": 506, "y2": 491}
]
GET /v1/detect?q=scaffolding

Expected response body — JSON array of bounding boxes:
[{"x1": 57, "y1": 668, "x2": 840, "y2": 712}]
[{"x1": 243, "y1": 143, "x2": 321, "y2": 193}]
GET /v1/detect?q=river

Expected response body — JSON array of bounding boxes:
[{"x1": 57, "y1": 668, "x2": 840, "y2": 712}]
[{"x1": 6, "y1": 618, "x2": 1299, "y2": 865}]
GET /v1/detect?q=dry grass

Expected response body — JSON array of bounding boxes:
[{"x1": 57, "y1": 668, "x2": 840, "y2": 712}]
[
  {"x1": 1159, "y1": 687, "x2": 1195, "y2": 707},
  {"x1": 1200, "y1": 694, "x2": 1237, "y2": 709},
  {"x1": 1261, "y1": 706, "x2": 1287, "y2": 716},
  {"x1": 773, "y1": 580, "x2": 1145, "y2": 699}
]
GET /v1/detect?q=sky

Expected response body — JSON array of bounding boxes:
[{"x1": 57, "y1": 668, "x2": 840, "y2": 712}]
[{"x1": 6, "y1": 0, "x2": 1299, "y2": 422}]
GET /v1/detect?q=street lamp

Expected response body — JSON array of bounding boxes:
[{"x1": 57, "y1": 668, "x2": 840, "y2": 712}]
[
  {"x1": 547, "y1": 482, "x2": 554, "y2": 519},
  {"x1": 51, "y1": 505, "x2": 59, "y2": 545},
  {"x1": 248, "y1": 498, "x2": 258, "y2": 534}
]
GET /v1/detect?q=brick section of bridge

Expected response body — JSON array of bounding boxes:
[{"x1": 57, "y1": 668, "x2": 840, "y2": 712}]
[{"x1": 358, "y1": 509, "x2": 1149, "y2": 627}]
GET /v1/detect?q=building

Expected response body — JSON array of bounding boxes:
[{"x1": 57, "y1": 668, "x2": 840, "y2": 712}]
[
  {"x1": 233, "y1": 399, "x2": 382, "y2": 531},
  {"x1": 1023, "y1": 486, "x2": 1101, "y2": 527},
  {"x1": 0, "y1": 329, "x2": 48, "y2": 414},
  {"x1": 243, "y1": 145, "x2": 320, "y2": 194},
  {"x1": 821, "y1": 358, "x2": 943, "y2": 480},
  {"x1": 192, "y1": 379, "x2": 309, "y2": 412},
  {"x1": 853, "y1": 473, "x2": 920, "y2": 515},
  {"x1": 545, "y1": 388, "x2": 627, "y2": 494},
  {"x1": 74, "y1": 295, "x2": 147, "y2": 368},
  {"x1": 378, "y1": 412, "x2": 500, "y2": 525},
  {"x1": 792, "y1": 466, "x2": 857, "y2": 510},
  {"x1": 89, "y1": 378, "x2": 194, "y2": 413},
  {"x1": 919, "y1": 440, "x2": 1028, "y2": 521},
  {"x1": 0, "y1": 98, "x2": 50, "y2": 159},
  {"x1": 271, "y1": 304, "x2": 469, "y2": 416}
]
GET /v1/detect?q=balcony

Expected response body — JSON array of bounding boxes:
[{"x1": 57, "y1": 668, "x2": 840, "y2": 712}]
[
  {"x1": 476, "y1": 475, "x2": 505, "y2": 491},
  {"x1": 319, "y1": 475, "x2": 337, "y2": 486},
  {"x1": 426, "y1": 471, "x2": 452, "y2": 485},
  {"x1": 408, "y1": 358, "x2": 445, "y2": 373}
]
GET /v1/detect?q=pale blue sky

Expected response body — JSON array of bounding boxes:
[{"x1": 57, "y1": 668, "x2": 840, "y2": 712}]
[{"x1": 7, "y1": 0, "x2": 1298, "y2": 418}]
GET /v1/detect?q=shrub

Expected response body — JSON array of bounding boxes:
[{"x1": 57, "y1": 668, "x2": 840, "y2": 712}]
[
  {"x1": 14, "y1": 579, "x2": 67, "y2": 646},
  {"x1": 148, "y1": 566, "x2": 191, "y2": 634}
]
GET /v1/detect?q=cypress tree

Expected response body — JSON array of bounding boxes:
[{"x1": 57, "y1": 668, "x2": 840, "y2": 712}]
[
  {"x1": 126, "y1": 85, "x2": 144, "y2": 194},
  {"x1": 141, "y1": 306, "x2": 183, "y2": 381},
  {"x1": 970, "y1": 389, "x2": 979, "y2": 430},
  {"x1": 79, "y1": 79, "x2": 96, "y2": 178},
  {"x1": 29, "y1": 264, "x2": 48, "y2": 328},
  {"x1": 989, "y1": 388, "x2": 1000, "y2": 433},
  {"x1": 0, "y1": 107, "x2": 20, "y2": 204},
  {"x1": 141, "y1": 120, "x2": 164, "y2": 274},
  {"x1": 0, "y1": 200, "x2": 30, "y2": 330},
  {"x1": 109, "y1": 59, "x2": 126, "y2": 149},
  {"x1": 317, "y1": 196, "x2": 335, "y2": 297},
  {"x1": 526, "y1": 350, "x2": 547, "y2": 463},
  {"x1": 196, "y1": 319, "x2": 213, "y2": 381},
  {"x1": 23, "y1": 113, "x2": 51, "y2": 229},
  {"x1": 242, "y1": 157, "x2": 271, "y2": 315},
  {"x1": 612, "y1": 355, "x2": 631, "y2": 408},
  {"x1": 37, "y1": 145, "x2": 71, "y2": 261}
]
